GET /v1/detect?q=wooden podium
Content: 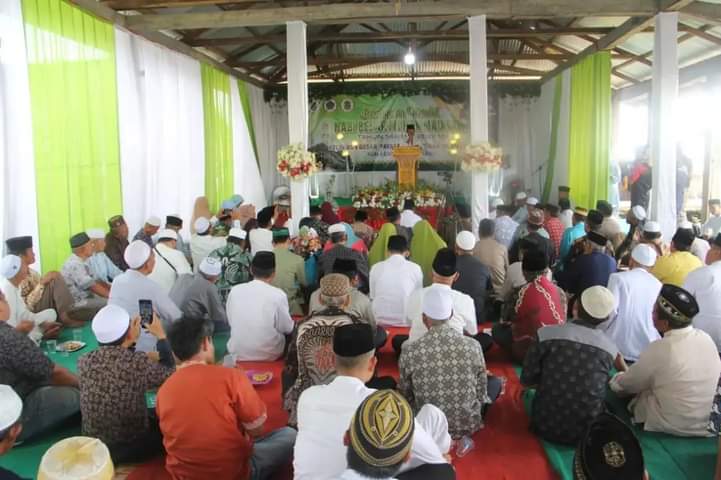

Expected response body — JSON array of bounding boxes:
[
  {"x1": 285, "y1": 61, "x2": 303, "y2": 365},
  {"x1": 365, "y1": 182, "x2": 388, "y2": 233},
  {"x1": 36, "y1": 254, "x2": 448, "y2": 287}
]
[{"x1": 392, "y1": 146, "x2": 421, "y2": 188}]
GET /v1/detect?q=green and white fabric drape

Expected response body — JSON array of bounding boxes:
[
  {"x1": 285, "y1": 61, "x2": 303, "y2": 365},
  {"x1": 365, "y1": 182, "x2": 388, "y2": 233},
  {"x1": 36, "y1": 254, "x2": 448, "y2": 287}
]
[
  {"x1": 22, "y1": 0, "x2": 123, "y2": 271},
  {"x1": 567, "y1": 52, "x2": 612, "y2": 210},
  {"x1": 1, "y1": 0, "x2": 264, "y2": 272}
]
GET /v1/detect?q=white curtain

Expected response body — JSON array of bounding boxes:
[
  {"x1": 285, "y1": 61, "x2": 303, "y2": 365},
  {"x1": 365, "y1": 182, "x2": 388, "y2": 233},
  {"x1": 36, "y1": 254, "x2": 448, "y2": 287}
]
[
  {"x1": 229, "y1": 80, "x2": 266, "y2": 209},
  {"x1": 115, "y1": 27, "x2": 205, "y2": 238},
  {"x1": 0, "y1": 0, "x2": 41, "y2": 267},
  {"x1": 498, "y1": 71, "x2": 571, "y2": 203},
  {"x1": 248, "y1": 85, "x2": 289, "y2": 203}
]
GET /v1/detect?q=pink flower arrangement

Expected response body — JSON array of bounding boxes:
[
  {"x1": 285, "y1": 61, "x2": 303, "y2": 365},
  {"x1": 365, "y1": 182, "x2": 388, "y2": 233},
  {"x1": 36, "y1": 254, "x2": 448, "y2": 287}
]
[
  {"x1": 277, "y1": 143, "x2": 320, "y2": 180},
  {"x1": 461, "y1": 142, "x2": 503, "y2": 172}
]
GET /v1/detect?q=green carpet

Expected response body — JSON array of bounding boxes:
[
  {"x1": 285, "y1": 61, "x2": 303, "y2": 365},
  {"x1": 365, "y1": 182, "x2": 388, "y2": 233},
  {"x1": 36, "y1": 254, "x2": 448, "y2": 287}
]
[
  {"x1": 519, "y1": 369, "x2": 718, "y2": 480},
  {"x1": 0, "y1": 326, "x2": 232, "y2": 479}
]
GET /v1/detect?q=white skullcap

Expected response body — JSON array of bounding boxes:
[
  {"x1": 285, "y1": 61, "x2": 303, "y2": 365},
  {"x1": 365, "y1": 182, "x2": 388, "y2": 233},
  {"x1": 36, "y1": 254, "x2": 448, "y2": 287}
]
[
  {"x1": 422, "y1": 286, "x2": 453, "y2": 321},
  {"x1": 631, "y1": 244, "x2": 657, "y2": 268},
  {"x1": 157, "y1": 229, "x2": 177, "y2": 241},
  {"x1": 526, "y1": 197, "x2": 539, "y2": 206},
  {"x1": 0, "y1": 255, "x2": 22, "y2": 280},
  {"x1": 678, "y1": 220, "x2": 693, "y2": 230},
  {"x1": 38, "y1": 436, "x2": 113, "y2": 480},
  {"x1": 491, "y1": 198, "x2": 504, "y2": 208},
  {"x1": 194, "y1": 217, "x2": 210, "y2": 234},
  {"x1": 199, "y1": 257, "x2": 222, "y2": 277},
  {"x1": 643, "y1": 221, "x2": 661, "y2": 233},
  {"x1": 328, "y1": 223, "x2": 346, "y2": 234},
  {"x1": 124, "y1": 240, "x2": 151, "y2": 269},
  {"x1": 228, "y1": 227, "x2": 246, "y2": 240},
  {"x1": 0, "y1": 385, "x2": 22, "y2": 431},
  {"x1": 631, "y1": 205, "x2": 647, "y2": 221},
  {"x1": 580, "y1": 286, "x2": 616, "y2": 320},
  {"x1": 92, "y1": 304, "x2": 130, "y2": 344},
  {"x1": 146, "y1": 216, "x2": 161, "y2": 227},
  {"x1": 515, "y1": 192, "x2": 527, "y2": 201},
  {"x1": 209, "y1": 216, "x2": 219, "y2": 226},
  {"x1": 86, "y1": 229, "x2": 105, "y2": 240},
  {"x1": 455, "y1": 231, "x2": 476, "y2": 251}
]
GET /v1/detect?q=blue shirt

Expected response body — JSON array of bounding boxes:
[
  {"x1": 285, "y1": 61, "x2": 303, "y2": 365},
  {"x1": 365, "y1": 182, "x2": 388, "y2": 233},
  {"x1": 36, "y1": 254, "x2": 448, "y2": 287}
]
[
  {"x1": 559, "y1": 223, "x2": 586, "y2": 263},
  {"x1": 86, "y1": 252, "x2": 122, "y2": 283},
  {"x1": 556, "y1": 251, "x2": 617, "y2": 296}
]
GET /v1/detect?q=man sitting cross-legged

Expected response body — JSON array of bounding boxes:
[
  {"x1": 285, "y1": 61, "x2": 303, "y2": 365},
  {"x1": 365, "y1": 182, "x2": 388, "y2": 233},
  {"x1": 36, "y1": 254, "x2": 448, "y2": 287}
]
[
  {"x1": 79, "y1": 304, "x2": 174, "y2": 463},
  {"x1": 309, "y1": 258, "x2": 386, "y2": 348},
  {"x1": 170, "y1": 257, "x2": 228, "y2": 334},
  {"x1": 0, "y1": 289, "x2": 79, "y2": 442},
  {"x1": 60, "y1": 232, "x2": 110, "y2": 323},
  {"x1": 399, "y1": 286, "x2": 502, "y2": 439},
  {"x1": 284, "y1": 274, "x2": 395, "y2": 425},
  {"x1": 339, "y1": 390, "x2": 456, "y2": 480},
  {"x1": 0, "y1": 255, "x2": 62, "y2": 343},
  {"x1": 294, "y1": 323, "x2": 452, "y2": 480},
  {"x1": 158, "y1": 316, "x2": 296, "y2": 480},
  {"x1": 610, "y1": 284, "x2": 721, "y2": 436},
  {"x1": 226, "y1": 252, "x2": 294, "y2": 362},
  {"x1": 522, "y1": 286, "x2": 628, "y2": 445}
]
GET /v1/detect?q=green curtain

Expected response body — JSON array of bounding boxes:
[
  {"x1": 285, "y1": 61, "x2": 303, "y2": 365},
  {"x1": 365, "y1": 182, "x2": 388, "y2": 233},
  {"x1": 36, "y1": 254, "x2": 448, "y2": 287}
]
[
  {"x1": 22, "y1": 0, "x2": 123, "y2": 272},
  {"x1": 542, "y1": 76, "x2": 563, "y2": 203},
  {"x1": 202, "y1": 64, "x2": 234, "y2": 212},
  {"x1": 237, "y1": 80, "x2": 259, "y2": 164},
  {"x1": 567, "y1": 52, "x2": 611, "y2": 210}
]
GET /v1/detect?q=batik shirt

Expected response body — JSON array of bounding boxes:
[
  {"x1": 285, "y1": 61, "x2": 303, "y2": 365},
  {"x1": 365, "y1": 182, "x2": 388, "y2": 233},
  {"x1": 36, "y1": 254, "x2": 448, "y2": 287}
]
[
  {"x1": 78, "y1": 342, "x2": 174, "y2": 445},
  {"x1": 61, "y1": 254, "x2": 96, "y2": 304},
  {"x1": 399, "y1": 323, "x2": 489, "y2": 438},
  {"x1": 209, "y1": 243, "x2": 252, "y2": 303},
  {"x1": 19, "y1": 269, "x2": 45, "y2": 312},
  {"x1": 494, "y1": 216, "x2": 519, "y2": 249},
  {"x1": 521, "y1": 321, "x2": 618, "y2": 445},
  {"x1": 0, "y1": 322, "x2": 53, "y2": 398}
]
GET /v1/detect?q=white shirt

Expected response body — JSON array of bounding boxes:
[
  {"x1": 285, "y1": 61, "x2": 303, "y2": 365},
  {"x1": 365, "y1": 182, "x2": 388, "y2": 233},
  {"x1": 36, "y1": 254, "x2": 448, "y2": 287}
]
[
  {"x1": 190, "y1": 234, "x2": 226, "y2": 272},
  {"x1": 148, "y1": 243, "x2": 192, "y2": 293},
  {"x1": 294, "y1": 376, "x2": 448, "y2": 480},
  {"x1": 109, "y1": 269, "x2": 183, "y2": 352},
  {"x1": 0, "y1": 278, "x2": 56, "y2": 343},
  {"x1": 249, "y1": 228, "x2": 273, "y2": 258},
  {"x1": 370, "y1": 254, "x2": 423, "y2": 327},
  {"x1": 407, "y1": 284, "x2": 477, "y2": 343},
  {"x1": 601, "y1": 268, "x2": 662, "y2": 361},
  {"x1": 400, "y1": 209, "x2": 423, "y2": 229},
  {"x1": 610, "y1": 326, "x2": 721, "y2": 436},
  {"x1": 684, "y1": 262, "x2": 721, "y2": 351},
  {"x1": 703, "y1": 214, "x2": 721, "y2": 238},
  {"x1": 559, "y1": 209, "x2": 573, "y2": 231},
  {"x1": 690, "y1": 238, "x2": 711, "y2": 263},
  {"x1": 337, "y1": 471, "x2": 396, "y2": 480},
  {"x1": 226, "y1": 279, "x2": 294, "y2": 361}
]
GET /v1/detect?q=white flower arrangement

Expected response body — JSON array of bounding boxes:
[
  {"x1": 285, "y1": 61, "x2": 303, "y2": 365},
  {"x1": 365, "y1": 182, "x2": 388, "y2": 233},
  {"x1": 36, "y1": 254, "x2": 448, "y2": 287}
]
[
  {"x1": 461, "y1": 142, "x2": 503, "y2": 172},
  {"x1": 276, "y1": 143, "x2": 320, "y2": 180}
]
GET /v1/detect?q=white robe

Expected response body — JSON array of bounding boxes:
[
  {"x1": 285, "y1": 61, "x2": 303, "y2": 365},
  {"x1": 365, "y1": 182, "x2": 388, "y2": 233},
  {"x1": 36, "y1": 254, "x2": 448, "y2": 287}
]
[
  {"x1": 601, "y1": 268, "x2": 662, "y2": 362},
  {"x1": 369, "y1": 254, "x2": 423, "y2": 327},
  {"x1": 294, "y1": 375, "x2": 450, "y2": 480},
  {"x1": 684, "y1": 261, "x2": 721, "y2": 352},
  {"x1": 0, "y1": 278, "x2": 56, "y2": 343}
]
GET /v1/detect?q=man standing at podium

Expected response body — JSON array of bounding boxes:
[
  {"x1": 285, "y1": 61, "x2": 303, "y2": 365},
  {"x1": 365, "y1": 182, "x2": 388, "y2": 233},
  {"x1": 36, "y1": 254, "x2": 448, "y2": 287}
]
[{"x1": 406, "y1": 124, "x2": 416, "y2": 146}]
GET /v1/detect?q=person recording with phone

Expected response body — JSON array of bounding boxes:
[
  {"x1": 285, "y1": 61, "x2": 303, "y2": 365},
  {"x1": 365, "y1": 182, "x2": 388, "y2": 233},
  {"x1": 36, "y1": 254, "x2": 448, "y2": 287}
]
[{"x1": 78, "y1": 304, "x2": 175, "y2": 464}]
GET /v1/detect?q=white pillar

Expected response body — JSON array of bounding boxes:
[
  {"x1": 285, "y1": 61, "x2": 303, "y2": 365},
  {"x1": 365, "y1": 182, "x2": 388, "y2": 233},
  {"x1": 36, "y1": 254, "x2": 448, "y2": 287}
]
[
  {"x1": 469, "y1": 15, "x2": 489, "y2": 234},
  {"x1": 649, "y1": 12, "x2": 679, "y2": 240},
  {"x1": 286, "y1": 20, "x2": 309, "y2": 233}
]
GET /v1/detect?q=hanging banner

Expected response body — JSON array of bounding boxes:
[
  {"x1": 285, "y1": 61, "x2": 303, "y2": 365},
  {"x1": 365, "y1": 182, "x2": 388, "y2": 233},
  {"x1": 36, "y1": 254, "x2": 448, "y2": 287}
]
[{"x1": 309, "y1": 94, "x2": 468, "y2": 170}]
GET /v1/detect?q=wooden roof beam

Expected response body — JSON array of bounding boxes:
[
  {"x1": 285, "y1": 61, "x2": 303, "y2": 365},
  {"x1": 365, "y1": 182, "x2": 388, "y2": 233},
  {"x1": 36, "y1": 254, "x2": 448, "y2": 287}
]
[
  {"x1": 66, "y1": 0, "x2": 268, "y2": 87},
  {"x1": 124, "y1": 0, "x2": 662, "y2": 31},
  {"x1": 541, "y1": 0, "x2": 696, "y2": 82},
  {"x1": 681, "y1": 3, "x2": 721, "y2": 26}
]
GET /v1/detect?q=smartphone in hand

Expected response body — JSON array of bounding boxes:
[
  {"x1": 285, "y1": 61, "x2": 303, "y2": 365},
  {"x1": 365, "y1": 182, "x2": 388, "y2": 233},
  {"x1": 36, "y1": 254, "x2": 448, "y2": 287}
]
[{"x1": 139, "y1": 299, "x2": 153, "y2": 327}]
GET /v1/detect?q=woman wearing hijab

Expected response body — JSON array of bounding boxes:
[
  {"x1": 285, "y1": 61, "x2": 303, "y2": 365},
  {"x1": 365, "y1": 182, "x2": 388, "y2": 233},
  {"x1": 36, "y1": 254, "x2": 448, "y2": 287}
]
[
  {"x1": 320, "y1": 201, "x2": 340, "y2": 225},
  {"x1": 322, "y1": 223, "x2": 367, "y2": 254},
  {"x1": 368, "y1": 223, "x2": 398, "y2": 267},
  {"x1": 410, "y1": 220, "x2": 448, "y2": 286}
]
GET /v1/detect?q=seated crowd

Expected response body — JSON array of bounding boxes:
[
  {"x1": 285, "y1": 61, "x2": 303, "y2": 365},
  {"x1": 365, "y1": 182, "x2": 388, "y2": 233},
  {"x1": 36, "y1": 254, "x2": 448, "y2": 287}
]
[{"x1": 1, "y1": 191, "x2": 721, "y2": 480}]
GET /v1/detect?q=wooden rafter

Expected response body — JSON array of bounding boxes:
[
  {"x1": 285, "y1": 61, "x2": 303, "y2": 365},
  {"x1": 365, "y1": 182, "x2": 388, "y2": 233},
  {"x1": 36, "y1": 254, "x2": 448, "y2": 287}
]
[
  {"x1": 123, "y1": 0, "x2": 662, "y2": 31},
  {"x1": 541, "y1": 0, "x2": 696, "y2": 82},
  {"x1": 185, "y1": 26, "x2": 627, "y2": 47},
  {"x1": 681, "y1": 2, "x2": 721, "y2": 26}
]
